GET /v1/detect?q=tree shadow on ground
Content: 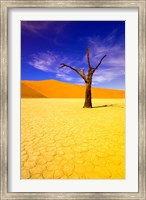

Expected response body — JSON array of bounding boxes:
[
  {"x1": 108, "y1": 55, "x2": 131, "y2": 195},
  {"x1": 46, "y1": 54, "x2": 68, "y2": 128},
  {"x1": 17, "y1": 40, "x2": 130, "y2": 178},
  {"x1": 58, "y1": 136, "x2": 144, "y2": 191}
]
[{"x1": 92, "y1": 104, "x2": 113, "y2": 108}]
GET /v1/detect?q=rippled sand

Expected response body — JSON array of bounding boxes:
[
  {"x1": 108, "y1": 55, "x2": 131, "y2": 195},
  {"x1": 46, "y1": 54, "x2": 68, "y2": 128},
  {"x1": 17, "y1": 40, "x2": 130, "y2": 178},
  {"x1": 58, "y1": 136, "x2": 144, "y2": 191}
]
[{"x1": 21, "y1": 98, "x2": 125, "y2": 179}]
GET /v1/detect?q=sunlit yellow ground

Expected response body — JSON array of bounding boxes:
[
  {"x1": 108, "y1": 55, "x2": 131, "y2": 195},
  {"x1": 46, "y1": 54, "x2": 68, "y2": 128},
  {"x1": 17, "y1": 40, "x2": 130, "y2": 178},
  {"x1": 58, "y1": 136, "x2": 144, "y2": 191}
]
[{"x1": 21, "y1": 98, "x2": 125, "y2": 179}]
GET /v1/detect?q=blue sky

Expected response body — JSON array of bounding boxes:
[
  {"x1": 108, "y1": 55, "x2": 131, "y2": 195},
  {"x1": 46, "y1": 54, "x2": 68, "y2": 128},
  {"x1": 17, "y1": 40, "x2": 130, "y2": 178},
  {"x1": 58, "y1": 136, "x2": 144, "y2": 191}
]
[{"x1": 21, "y1": 21, "x2": 125, "y2": 90}]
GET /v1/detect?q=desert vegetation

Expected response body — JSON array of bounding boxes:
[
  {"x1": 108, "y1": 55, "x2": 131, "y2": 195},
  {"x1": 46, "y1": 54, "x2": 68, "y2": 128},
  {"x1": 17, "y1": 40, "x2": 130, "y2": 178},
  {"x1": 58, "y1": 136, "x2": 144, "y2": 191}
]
[{"x1": 60, "y1": 48, "x2": 106, "y2": 108}]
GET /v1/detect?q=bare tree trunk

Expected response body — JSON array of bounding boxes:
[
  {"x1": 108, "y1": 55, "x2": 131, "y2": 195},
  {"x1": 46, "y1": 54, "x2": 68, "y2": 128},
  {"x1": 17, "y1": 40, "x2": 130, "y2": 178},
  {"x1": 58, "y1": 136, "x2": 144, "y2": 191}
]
[
  {"x1": 83, "y1": 83, "x2": 92, "y2": 108},
  {"x1": 60, "y1": 48, "x2": 107, "y2": 108}
]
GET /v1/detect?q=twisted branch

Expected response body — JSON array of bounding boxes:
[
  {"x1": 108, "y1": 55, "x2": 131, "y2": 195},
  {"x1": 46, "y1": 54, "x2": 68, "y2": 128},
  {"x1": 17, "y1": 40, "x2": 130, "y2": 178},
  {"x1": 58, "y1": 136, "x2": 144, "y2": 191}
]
[{"x1": 60, "y1": 63, "x2": 87, "y2": 82}]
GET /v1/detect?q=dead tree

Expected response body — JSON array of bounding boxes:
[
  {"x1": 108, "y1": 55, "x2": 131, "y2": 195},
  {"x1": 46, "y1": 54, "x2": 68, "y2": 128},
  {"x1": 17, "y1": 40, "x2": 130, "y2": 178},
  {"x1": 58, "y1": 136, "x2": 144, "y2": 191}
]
[{"x1": 60, "y1": 48, "x2": 106, "y2": 108}]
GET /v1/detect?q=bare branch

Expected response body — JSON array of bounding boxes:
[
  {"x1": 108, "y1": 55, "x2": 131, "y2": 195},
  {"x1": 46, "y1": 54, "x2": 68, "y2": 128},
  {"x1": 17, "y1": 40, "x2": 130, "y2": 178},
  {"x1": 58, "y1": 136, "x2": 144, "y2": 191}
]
[
  {"x1": 79, "y1": 69, "x2": 85, "y2": 77},
  {"x1": 60, "y1": 63, "x2": 87, "y2": 82},
  {"x1": 86, "y1": 48, "x2": 91, "y2": 68},
  {"x1": 93, "y1": 54, "x2": 107, "y2": 72},
  {"x1": 60, "y1": 63, "x2": 78, "y2": 72}
]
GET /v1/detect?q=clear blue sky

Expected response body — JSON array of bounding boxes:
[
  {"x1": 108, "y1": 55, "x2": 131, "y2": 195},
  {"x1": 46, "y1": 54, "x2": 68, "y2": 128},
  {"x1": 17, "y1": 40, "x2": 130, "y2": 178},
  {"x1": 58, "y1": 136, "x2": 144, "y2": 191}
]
[{"x1": 21, "y1": 21, "x2": 125, "y2": 90}]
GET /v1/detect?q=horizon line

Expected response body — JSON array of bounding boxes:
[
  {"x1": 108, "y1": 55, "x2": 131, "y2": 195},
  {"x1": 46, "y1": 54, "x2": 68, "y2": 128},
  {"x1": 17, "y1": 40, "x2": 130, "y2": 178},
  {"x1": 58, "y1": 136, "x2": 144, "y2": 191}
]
[{"x1": 21, "y1": 79, "x2": 125, "y2": 91}]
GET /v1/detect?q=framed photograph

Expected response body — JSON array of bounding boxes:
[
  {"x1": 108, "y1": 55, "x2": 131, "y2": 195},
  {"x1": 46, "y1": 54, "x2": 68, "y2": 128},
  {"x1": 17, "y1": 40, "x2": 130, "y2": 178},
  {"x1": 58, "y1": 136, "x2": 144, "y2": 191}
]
[{"x1": 0, "y1": 0, "x2": 145, "y2": 199}]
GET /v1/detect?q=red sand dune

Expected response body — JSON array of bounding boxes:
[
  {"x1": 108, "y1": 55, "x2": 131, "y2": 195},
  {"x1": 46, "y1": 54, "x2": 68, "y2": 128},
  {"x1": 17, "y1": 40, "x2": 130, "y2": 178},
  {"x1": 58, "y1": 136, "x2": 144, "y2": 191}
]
[{"x1": 21, "y1": 80, "x2": 125, "y2": 98}]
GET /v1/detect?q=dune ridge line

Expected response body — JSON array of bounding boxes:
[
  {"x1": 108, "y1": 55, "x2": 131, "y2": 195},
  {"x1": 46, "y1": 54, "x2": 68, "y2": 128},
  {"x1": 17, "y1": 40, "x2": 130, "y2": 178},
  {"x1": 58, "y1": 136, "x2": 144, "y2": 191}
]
[{"x1": 21, "y1": 80, "x2": 125, "y2": 98}]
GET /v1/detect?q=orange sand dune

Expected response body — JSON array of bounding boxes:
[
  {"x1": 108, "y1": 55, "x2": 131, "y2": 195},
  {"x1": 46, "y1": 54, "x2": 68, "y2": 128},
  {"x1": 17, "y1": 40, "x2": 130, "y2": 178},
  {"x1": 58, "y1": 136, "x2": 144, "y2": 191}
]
[
  {"x1": 21, "y1": 82, "x2": 47, "y2": 98},
  {"x1": 21, "y1": 80, "x2": 125, "y2": 98}
]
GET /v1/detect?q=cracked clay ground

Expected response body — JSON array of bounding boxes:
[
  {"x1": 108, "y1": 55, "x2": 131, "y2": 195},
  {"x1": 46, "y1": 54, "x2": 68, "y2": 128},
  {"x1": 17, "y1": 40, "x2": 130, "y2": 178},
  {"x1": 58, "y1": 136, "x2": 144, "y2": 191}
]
[{"x1": 21, "y1": 99, "x2": 125, "y2": 179}]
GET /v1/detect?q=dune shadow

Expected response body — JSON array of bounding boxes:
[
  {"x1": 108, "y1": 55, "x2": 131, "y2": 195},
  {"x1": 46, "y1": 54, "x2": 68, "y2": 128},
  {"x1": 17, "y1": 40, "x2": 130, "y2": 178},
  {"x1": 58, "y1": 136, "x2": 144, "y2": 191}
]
[{"x1": 92, "y1": 104, "x2": 113, "y2": 108}]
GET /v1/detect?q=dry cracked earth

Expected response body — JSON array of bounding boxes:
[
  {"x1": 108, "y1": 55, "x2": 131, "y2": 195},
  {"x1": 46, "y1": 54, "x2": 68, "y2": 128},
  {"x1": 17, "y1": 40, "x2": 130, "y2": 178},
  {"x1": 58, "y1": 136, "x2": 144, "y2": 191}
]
[{"x1": 21, "y1": 99, "x2": 125, "y2": 179}]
